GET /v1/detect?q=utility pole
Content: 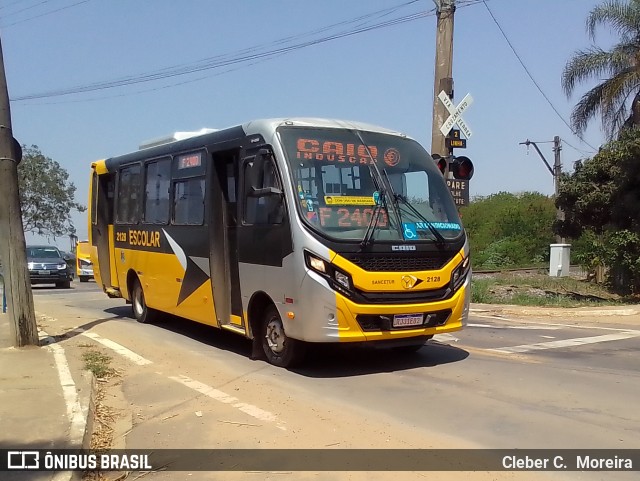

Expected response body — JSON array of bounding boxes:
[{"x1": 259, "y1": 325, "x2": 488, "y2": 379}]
[
  {"x1": 553, "y1": 135, "x2": 565, "y2": 243},
  {"x1": 0, "y1": 35, "x2": 38, "y2": 346},
  {"x1": 431, "y1": 0, "x2": 455, "y2": 158},
  {"x1": 553, "y1": 135, "x2": 562, "y2": 199},
  {"x1": 520, "y1": 137, "x2": 565, "y2": 243}
]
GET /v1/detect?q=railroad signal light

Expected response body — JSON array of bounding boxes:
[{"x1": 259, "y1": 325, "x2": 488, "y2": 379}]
[
  {"x1": 450, "y1": 155, "x2": 474, "y2": 180},
  {"x1": 432, "y1": 154, "x2": 447, "y2": 175}
]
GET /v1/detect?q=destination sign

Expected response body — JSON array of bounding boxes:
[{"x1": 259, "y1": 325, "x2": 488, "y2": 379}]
[
  {"x1": 313, "y1": 207, "x2": 389, "y2": 229},
  {"x1": 177, "y1": 152, "x2": 202, "y2": 170}
]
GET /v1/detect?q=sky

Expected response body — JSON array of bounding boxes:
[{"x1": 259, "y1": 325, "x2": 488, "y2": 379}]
[{"x1": 1, "y1": 0, "x2": 615, "y2": 249}]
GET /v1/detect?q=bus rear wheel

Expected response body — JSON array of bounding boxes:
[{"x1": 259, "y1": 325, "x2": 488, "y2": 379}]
[
  {"x1": 131, "y1": 279, "x2": 157, "y2": 324},
  {"x1": 261, "y1": 305, "x2": 304, "y2": 368}
]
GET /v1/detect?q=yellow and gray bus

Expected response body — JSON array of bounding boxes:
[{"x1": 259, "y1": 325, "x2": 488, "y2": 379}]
[{"x1": 88, "y1": 118, "x2": 470, "y2": 367}]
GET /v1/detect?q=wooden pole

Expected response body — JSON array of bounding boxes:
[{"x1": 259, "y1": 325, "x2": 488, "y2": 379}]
[
  {"x1": 431, "y1": 0, "x2": 455, "y2": 158},
  {"x1": 0, "y1": 35, "x2": 38, "y2": 346}
]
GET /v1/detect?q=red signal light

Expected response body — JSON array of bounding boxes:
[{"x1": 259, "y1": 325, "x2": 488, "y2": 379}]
[
  {"x1": 451, "y1": 156, "x2": 474, "y2": 180},
  {"x1": 432, "y1": 154, "x2": 447, "y2": 175}
]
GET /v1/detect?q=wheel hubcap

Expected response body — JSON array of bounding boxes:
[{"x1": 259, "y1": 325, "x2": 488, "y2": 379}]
[
  {"x1": 265, "y1": 318, "x2": 285, "y2": 354},
  {"x1": 133, "y1": 288, "x2": 144, "y2": 317}
]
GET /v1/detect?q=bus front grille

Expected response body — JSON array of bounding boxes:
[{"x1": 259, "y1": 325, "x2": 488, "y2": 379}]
[{"x1": 344, "y1": 253, "x2": 451, "y2": 272}]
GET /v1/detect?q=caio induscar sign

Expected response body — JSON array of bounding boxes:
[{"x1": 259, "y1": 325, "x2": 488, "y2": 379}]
[
  {"x1": 296, "y1": 139, "x2": 379, "y2": 165},
  {"x1": 295, "y1": 138, "x2": 402, "y2": 168}
]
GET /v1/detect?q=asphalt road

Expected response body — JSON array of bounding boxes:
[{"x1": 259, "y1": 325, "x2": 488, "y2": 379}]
[{"x1": 31, "y1": 281, "x2": 640, "y2": 480}]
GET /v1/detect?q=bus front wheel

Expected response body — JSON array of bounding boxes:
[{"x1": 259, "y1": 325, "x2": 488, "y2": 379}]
[
  {"x1": 261, "y1": 306, "x2": 304, "y2": 368},
  {"x1": 131, "y1": 280, "x2": 157, "y2": 324}
]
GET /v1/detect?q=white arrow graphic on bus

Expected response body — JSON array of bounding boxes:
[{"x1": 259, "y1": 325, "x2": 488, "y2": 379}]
[
  {"x1": 163, "y1": 229, "x2": 210, "y2": 305},
  {"x1": 163, "y1": 229, "x2": 187, "y2": 270}
]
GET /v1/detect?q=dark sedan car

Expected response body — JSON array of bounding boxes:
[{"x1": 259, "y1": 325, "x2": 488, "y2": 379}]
[{"x1": 26, "y1": 245, "x2": 73, "y2": 288}]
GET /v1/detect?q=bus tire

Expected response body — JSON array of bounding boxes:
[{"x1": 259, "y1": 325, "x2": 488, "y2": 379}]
[
  {"x1": 131, "y1": 279, "x2": 157, "y2": 324},
  {"x1": 261, "y1": 305, "x2": 304, "y2": 368},
  {"x1": 79, "y1": 276, "x2": 90, "y2": 283}
]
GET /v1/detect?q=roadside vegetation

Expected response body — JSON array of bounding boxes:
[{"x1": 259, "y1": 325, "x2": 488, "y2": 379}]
[
  {"x1": 82, "y1": 349, "x2": 116, "y2": 379},
  {"x1": 470, "y1": 271, "x2": 634, "y2": 307},
  {"x1": 461, "y1": 192, "x2": 556, "y2": 270},
  {"x1": 462, "y1": 188, "x2": 640, "y2": 306},
  {"x1": 80, "y1": 346, "x2": 119, "y2": 477},
  {"x1": 463, "y1": 0, "x2": 640, "y2": 304},
  {"x1": 18, "y1": 145, "x2": 85, "y2": 238}
]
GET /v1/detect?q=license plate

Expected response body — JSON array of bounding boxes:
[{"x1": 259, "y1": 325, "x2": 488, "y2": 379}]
[
  {"x1": 38, "y1": 270, "x2": 50, "y2": 275},
  {"x1": 393, "y1": 313, "x2": 424, "y2": 328}
]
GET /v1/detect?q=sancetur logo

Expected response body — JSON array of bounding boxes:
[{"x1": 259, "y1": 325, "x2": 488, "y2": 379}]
[{"x1": 401, "y1": 275, "x2": 418, "y2": 289}]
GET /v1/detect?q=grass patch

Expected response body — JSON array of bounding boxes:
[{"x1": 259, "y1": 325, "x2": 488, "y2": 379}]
[
  {"x1": 470, "y1": 278, "x2": 494, "y2": 304},
  {"x1": 82, "y1": 350, "x2": 115, "y2": 379},
  {"x1": 471, "y1": 270, "x2": 629, "y2": 307}
]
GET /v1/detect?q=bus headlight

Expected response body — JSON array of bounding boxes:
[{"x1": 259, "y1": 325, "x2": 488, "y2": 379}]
[
  {"x1": 305, "y1": 251, "x2": 353, "y2": 295},
  {"x1": 451, "y1": 256, "x2": 470, "y2": 291},
  {"x1": 306, "y1": 253, "x2": 327, "y2": 273}
]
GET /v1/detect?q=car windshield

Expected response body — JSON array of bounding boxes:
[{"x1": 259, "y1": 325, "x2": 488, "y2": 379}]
[
  {"x1": 278, "y1": 126, "x2": 462, "y2": 242},
  {"x1": 27, "y1": 247, "x2": 62, "y2": 259}
]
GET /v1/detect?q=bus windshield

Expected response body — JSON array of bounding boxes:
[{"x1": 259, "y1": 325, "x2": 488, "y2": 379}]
[{"x1": 278, "y1": 126, "x2": 463, "y2": 242}]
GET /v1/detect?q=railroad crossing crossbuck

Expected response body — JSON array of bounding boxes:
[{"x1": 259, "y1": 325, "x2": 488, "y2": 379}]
[{"x1": 439, "y1": 91, "x2": 473, "y2": 139}]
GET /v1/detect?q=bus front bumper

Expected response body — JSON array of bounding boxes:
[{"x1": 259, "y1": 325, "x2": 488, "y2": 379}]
[{"x1": 292, "y1": 271, "x2": 470, "y2": 343}]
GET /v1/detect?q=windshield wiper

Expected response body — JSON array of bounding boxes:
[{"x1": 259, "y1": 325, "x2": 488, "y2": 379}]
[
  {"x1": 380, "y1": 167, "x2": 446, "y2": 246},
  {"x1": 361, "y1": 188, "x2": 385, "y2": 248},
  {"x1": 347, "y1": 127, "x2": 405, "y2": 245},
  {"x1": 393, "y1": 191, "x2": 446, "y2": 247}
]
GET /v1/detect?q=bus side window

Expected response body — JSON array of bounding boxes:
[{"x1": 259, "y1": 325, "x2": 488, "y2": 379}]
[
  {"x1": 244, "y1": 160, "x2": 283, "y2": 225},
  {"x1": 116, "y1": 164, "x2": 141, "y2": 224},
  {"x1": 144, "y1": 158, "x2": 171, "y2": 224},
  {"x1": 173, "y1": 178, "x2": 205, "y2": 225}
]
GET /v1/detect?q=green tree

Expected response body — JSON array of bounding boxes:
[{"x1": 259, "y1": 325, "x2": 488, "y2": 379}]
[
  {"x1": 462, "y1": 192, "x2": 556, "y2": 269},
  {"x1": 18, "y1": 145, "x2": 85, "y2": 238},
  {"x1": 555, "y1": 128, "x2": 640, "y2": 292},
  {"x1": 562, "y1": 0, "x2": 640, "y2": 139}
]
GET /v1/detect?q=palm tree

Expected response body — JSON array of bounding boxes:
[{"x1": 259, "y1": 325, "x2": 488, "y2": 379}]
[{"x1": 562, "y1": 0, "x2": 640, "y2": 140}]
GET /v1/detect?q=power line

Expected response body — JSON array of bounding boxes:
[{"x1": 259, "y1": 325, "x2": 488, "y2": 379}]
[
  {"x1": 0, "y1": 0, "x2": 34, "y2": 11},
  {"x1": 11, "y1": 0, "x2": 484, "y2": 105},
  {"x1": 562, "y1": 139, "x2": 593, "y2": 157},
  {"x1": 0, "y1": 0, "x2": 53, "y2": 19},
  {"x1": 1, "y1": 0, "x2": 91, "y2": 28},
  {"x1": 20, "y1": 52, "x2": 293, "y2": 106},
  {"x1": 481, "y1": 0, "x2": 597, "y2": 152},
  {"x1": 12, "y1": 2, "x2": 436, "y2": 102}
]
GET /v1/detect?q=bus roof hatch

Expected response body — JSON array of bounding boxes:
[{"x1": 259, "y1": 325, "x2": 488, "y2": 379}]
[{"x1": 139, "y1": 128, "x2": 217, "y2": 150}]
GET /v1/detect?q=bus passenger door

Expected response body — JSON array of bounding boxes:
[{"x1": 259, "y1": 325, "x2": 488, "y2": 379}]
[
  {"x1": 209, "y1": 149, "x2": 244, "y2": 330},
  {"x1": 90, "y1": 169, "x2": 116, "y2": 292},
  {"x1": 236, "y1": 148, "x2": 293, "y2": 328}
]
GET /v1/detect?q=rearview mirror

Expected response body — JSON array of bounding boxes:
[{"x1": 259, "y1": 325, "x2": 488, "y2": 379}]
[{"x1": 249, "y1": 148, "x2": 272, "y2": 190}]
